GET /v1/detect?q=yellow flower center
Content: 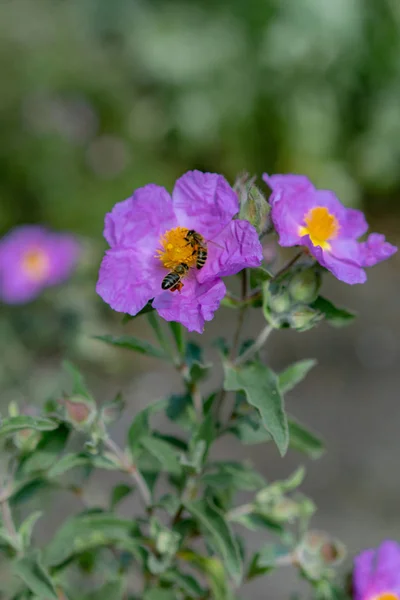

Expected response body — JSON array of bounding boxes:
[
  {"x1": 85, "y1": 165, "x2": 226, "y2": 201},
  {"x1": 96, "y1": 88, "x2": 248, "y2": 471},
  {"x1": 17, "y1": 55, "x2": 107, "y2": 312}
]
[
  {"x1": 299, "y1": 206, "x2": 339, "y2": 250},
  {"x1": 371, "y1": 593, "x2": 399, "y2": 600},
  {"x1": 21, "y1": 248, "x2": 50, "y2": 282},
  {"x1": 156, "y1": 226, "x2": 197, "y2": 269}
]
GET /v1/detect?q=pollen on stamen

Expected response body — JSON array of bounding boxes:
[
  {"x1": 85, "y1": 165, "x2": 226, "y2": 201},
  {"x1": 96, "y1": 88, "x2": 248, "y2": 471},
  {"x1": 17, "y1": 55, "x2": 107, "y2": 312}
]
[
  {"x1": 299, "y1": 206, "x2": 340, "y2": 250},
  {"x1": 156, "y1": 226, "x2": 197, "y2": 269}
]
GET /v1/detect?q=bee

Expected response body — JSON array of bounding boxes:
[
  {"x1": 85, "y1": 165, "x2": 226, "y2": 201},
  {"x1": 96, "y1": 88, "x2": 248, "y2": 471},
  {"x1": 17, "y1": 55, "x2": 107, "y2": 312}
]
[
  {"x1": 161, "y1": 262, "x2": 189, "y2": 292},
  {"x1": 184, "y1": 230, "x2": 208, "y2": 270}
]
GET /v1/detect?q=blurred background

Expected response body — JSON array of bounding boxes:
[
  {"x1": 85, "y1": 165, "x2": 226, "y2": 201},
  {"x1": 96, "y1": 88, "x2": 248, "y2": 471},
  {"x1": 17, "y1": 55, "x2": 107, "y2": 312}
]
[{"x1": 1, "y1": 0, "x2": 399, "y2": 597}]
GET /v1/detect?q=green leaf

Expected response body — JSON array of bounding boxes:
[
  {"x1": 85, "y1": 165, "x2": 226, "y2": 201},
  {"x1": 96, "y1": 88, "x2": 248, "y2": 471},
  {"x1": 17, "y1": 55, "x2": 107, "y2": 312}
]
[
  {"x1": 94, "y1": 335, "x2": 166, "y2": 359},
  {"x1": 247, "y1": 543, "x2": 292, "y2": 579},
  {"x1": 10, "y1": 478, "x2": 54, "y2": 507},
  {"x1": 140, "y1": 436, "x2": 181, "y2": 475},
  {"x1": 202, "y1": 461, "x2": 266, "y2": 491},
  {"x1": 18, "y1": 426, "x2": 69, "y2": 476},
  {"x1": 110, "y1": 484, "x2": 134, "y2": 510},
  {"x1": 47, "y1": 452, "x2": 118, "y2": 478},
  {"x1": 0, "y1": 416, "x2": 57, "y2": 438},
  {"x1": 63, "y1": 360, "x2": 92, "y2": 398},
  {"x1": 288, "y1": 418, "x2": 324, "y2": 459},
  {"x1": 13, "y1": 551, "x2": 58, "y2": 599},
  {"x1": 0, "y1": 526, "x2": 19, "y2": 550},
  {"x1": 19, "y1": 511, "x2": 42, "y2": 549},
  {"x1": 128, "y1": 407, "x2": 151, "y2": 458},
  {"x1": 224, "y1": 362, "x2": 288, "y2": 456},
  {"x1": 144, "y1": 590, "x2": 175, "y2": 600},
  {"x1": 185, "y1": 343, "x2": 211, "y2": 383},
  {"x1": 278, "y1": 359, "x2": 317, "y2": 394},
  {"x1": 43, "y1": 513, "x2": 139, "y2": 566},
  {"x1": 228, "y1": 414, "x2": 271, "y2": 445},
  {"x1": 165, "y1": 394, "x2": 194, "y2": 430},
  {"x1": 162, "y1": 569, "x2": 206, "y2": 597},
  {"x1": 182, "y1": 551, "x2": 234, "y2": 600},
  {"x1": 84, "y1": 580, "x2": 124, "y2": 600},
  {"x1": 184, "y1": 499, "x2": 242, "y2": 584},
  {"x1": 169, "y1": 322, "x2": 185, "y2": 356},
  {"x1": 311, "y1": 296, "x2": 356, "y2": 327}
]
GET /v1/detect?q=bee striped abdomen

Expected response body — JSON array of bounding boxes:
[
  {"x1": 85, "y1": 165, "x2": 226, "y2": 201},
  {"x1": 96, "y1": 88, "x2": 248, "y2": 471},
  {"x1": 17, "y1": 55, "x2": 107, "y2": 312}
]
[
  {"x1": 162, "y1": 272, "x2": 180, "y2": 290},
  {"x1": 196, "y1": 247, "x2": 207, "y2": 269},
  {"x1": 161, "y1": 262, "x2": 189, "y2": 291}
]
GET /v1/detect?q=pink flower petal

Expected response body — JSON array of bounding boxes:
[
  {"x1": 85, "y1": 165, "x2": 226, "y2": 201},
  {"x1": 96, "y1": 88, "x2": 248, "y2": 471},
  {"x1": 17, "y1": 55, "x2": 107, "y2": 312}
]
[
  {"x1": 96, "y1": 248, "x2": 163, "y2": 316},
  {"x1": 104, "y1": 184, "x2": 176, "y2": 249},
  {"x1": 153, "y1": 276, "x2": 226, "y2": 333},
  {"x1": 359, "y1": 234, "x2": 398, "y2": 267},
  {"x1": 198, "y1": 219, "x2": 263, "y2": 283},
  {"x1": 172, "y1": 171, "x2": 239, "y2": 240},
  {"x1": 353, "y1": 541, "x2": 400, "y2": 600},
  {"x1": 309, "y1": 240, "x2": 367, "y2": 285}
]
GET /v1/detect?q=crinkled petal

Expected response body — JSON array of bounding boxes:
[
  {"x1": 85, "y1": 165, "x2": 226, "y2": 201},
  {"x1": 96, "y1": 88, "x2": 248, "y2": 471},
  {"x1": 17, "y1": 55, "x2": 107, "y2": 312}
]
[
  {"x1": 341, "y1": 208, "x2": 369, "y2": 239},
  {"x1": 96, "y1": 248, "x2": 164, "y2": 316},
  {"x1": 263, "y1": 173, "x2": 315, "y2": 202},
  {"x1": 354, "y1": 541, "x2": 400, "y2": 600},
  {"x1": 104, "y1": 184, "x2": 177, "y2": 249},
  {"x1": 153, "y1": 275, "x2": 226, "y2": 333},
  {"x1": 359, "y1": 234, "x2": 398, "y2": 267},
  {"x1": 172, "y1": 170, "x2": 239, "y2": 240},
  {"x1": 307, "y1": 239, "x2": 367, "y2": 285},
  {"x1": 198, "y1": 219, "x2": 263, "y2": 283}
]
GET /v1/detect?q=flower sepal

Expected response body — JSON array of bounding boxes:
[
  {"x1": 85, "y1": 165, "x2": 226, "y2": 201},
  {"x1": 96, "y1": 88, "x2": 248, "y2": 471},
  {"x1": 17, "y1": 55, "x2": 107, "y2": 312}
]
[{"x1": 236, "y1": 174, "x2": 271, "y2": 235}]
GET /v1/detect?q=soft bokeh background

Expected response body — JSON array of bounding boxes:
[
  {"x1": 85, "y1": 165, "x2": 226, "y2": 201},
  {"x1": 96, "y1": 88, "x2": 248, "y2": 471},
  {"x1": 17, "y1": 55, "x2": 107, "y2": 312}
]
[{"x1": 1, "y1": 0, "x2": 400, "y2": 597}]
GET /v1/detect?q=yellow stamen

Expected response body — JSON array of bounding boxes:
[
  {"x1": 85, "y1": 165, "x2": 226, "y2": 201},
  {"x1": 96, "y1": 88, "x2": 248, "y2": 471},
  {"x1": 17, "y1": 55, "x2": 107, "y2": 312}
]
[
  {"x1": 156, "y1": 226, "x2": 197, "y2": 269},
  {"x1": 372, "y1": 594, "x2": 399, "y2": 600},
  {"x1": 298, "y1": 206, "x2": 339, "y2": 250},
  {"x1": 21, "y1": 248, "x2": 50, "y2": 282}
]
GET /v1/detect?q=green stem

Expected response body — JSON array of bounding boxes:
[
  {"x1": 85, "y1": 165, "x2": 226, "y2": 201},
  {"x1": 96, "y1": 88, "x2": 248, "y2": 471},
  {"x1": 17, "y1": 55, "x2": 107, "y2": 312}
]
[
  {"x1": 0, "y1": 491, "x2": 20, "y2": 553},
  {"x1": 147, "y1": 312, "x2": 176, "y2": 363},
  {"x1": 234, "y1": 324, "x2": 273, "y2": 367},
  {"x1": 104, "y1": 437, "x2": 151, "y2": 509},
  {"x1": 271, "y1": 250, "x2": 303, "y2": 281}
]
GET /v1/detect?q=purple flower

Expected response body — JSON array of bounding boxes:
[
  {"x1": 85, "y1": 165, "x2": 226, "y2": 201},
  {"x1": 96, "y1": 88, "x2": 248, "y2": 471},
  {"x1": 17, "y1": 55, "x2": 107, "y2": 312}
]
[
  {"x1": 353, "y1": 540, "x2": 400, "y2": 600},
  {"x1": 96, "y1": 170, "x2": 263, "y2": 332},
  {"x1": 0, "y1": 225, "x2": 80, "y2": 304},
  {"x1": 263, "y1": 174, "x2": 397, "y2": 285}
]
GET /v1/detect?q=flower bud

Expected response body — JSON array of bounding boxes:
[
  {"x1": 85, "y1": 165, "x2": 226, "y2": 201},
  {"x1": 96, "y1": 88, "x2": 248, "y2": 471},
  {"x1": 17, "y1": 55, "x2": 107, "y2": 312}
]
[
  {"x1": 290, "y1": 307, "x2": 322, "y2": 332},
  {"x1": 14, "y1": 428, "x2": 41, "y2": 452},
  {"x1": 268, "y1": 291, "x2": 292, "y2": 314},
  {"x1": 289, "y1": 268, "x2": 321, "y2": 303},
  {"x1": 64, "y1": 395, "x2": 97, "y2": 429},
  {"x1": 237, "y1": 176, "x2": 270, "y2": 235},
  {"x1": 296, "y1": 530, "x2": 346, "y2": 580}
]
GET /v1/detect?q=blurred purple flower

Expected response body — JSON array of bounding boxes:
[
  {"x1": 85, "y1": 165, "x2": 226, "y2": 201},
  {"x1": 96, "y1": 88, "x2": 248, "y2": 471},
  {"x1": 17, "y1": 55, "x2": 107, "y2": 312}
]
[
  {"x1": 263, "y1": 174, "x2": 397, "y2": 284},
  {"x1": 0, "y1": 226, "x2": 80, "y2": 304},
  {"x1": 353, "y1": 540, "x2": 400, "y2": 600},
  {"x1": 96, "y1": 170, "x2": 262, "y2": 332}
]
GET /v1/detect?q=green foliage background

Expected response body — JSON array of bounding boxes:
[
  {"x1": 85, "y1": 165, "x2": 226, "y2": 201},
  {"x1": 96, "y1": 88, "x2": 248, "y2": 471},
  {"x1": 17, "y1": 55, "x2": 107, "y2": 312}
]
[{"x1": 1, "y1": 0, "x2": 400, "y2": 238}]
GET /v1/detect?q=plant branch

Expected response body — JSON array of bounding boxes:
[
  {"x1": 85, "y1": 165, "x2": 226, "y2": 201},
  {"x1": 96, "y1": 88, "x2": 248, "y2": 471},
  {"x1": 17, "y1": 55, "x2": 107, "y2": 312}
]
[
  {"x1": 104, "y1": 437, "x2": 151, "y2": 509},
  {"x1": 272, "y1": 251, "x2": 303, "y2": 281},
  {"x1": 234, "y1": 324, "x2": 273, "y2": 367},
  {"x1": 0, "y1": 490, "x2": 19, "y2": 552}
]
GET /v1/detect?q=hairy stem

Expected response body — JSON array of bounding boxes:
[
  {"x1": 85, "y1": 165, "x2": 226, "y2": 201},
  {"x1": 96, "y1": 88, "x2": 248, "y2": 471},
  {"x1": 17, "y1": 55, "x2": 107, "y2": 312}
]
[
  {"x1": 104, "y1": 437, "x2": 151, "y2": 509},
  {"x1": 234, "y1": 324, "x2": 273, "y2": 367},
  {"x1": 0, "y1": 493, "x2": 19, "y2": 551}
]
